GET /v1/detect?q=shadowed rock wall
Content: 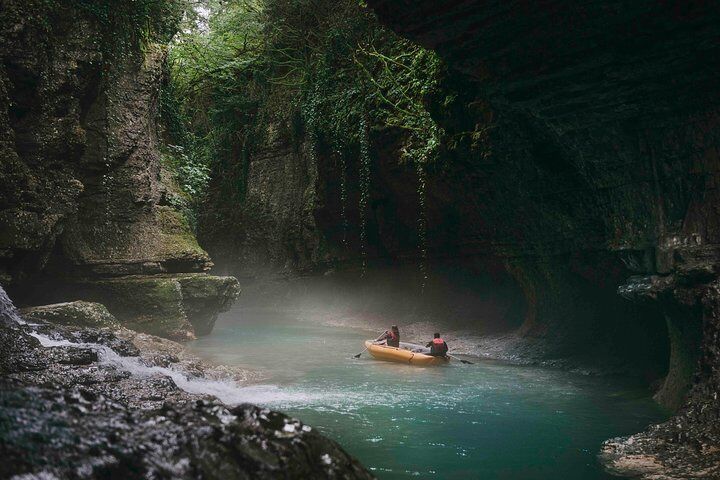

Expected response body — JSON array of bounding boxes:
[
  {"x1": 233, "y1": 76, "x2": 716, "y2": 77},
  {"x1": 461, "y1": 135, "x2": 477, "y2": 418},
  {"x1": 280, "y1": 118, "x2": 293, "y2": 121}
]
[
  {"x1": 0, "y1": 1, "x2": 238, "y2": 339},
  {"x1": 365, "y1": 0, "x2": 720, "y2": 477},
  {"x1": 200, "y1": 132, "x2": 322, "y2": 277}
]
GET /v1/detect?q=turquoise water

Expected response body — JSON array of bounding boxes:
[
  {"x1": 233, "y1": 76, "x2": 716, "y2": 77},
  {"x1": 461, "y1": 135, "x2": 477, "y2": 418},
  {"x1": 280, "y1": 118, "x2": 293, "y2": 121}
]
[{"x1": 188, "y1": 308, "x2": 667, "y2": 480}]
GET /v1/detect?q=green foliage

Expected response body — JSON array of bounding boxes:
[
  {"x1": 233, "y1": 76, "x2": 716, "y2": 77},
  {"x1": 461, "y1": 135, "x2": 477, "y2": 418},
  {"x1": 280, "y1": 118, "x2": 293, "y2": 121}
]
[
  {"x1": 36, "y1": 0, "x2": 186, "y2": 56},
  {"x1": 163, "y1": 0, "x2": 266, "y2": 207},
  {"x1": 162, "y1": 0, "x2": 450, "y2": 234},
  {"x1": 75, "y1": 0, "x2": 185, "y2": 42},
  {"x1": 160, "y1": 144, "x2": 210, "y2": 230},
  {"x1": 163, "y1": 145, "x2": 211, "y2": 198}
]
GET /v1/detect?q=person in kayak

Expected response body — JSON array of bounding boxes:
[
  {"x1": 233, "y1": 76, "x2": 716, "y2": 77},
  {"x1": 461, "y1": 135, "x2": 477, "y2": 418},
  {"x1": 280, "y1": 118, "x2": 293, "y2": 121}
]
[
  {"x1": 375, "y1": 325, "x2": 400, "y2": 347},
  {"x1": 426, "y1": 333, "x2": 449, "y2": 357}
]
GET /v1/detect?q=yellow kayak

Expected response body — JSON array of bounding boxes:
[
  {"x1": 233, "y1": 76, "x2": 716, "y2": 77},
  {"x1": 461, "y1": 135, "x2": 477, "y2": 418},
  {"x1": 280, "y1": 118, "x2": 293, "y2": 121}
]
[{"x1": 364, "y1": 340, "x2": 449, "y2": 366}]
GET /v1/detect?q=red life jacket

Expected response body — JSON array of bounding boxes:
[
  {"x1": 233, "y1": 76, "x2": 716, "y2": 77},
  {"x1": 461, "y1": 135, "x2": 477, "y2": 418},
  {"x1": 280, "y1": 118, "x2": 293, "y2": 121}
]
[
  {"x1": 431, "y1": 337, "x2": 447, "y2": 355},
  {"x1": 387, "y1": 330, "x2": 399, "y2": 347}
]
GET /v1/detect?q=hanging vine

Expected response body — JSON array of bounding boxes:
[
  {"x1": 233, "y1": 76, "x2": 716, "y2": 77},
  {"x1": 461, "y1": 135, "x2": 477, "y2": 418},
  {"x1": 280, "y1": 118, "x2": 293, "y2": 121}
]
[
  {"x1": 358, "y1": 113, "x2": 372, "y2": 276},
  {"x1": 163, "y1": 0, "x2": 462, "y2": 279},
  {"x1": 339, "y1": 152, "x2": 349, "y2": 248},
  {"x1": 331, "y1": 130, "x2": 350, "y2": 249}
]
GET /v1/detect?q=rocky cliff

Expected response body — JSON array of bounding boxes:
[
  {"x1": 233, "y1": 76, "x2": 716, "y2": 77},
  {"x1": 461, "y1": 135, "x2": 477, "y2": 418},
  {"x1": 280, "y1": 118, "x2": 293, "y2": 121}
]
[
  {"x1": 200, "y1": 130, "x2": 323, "y2": 277},
  {"x1": 0, "y1": 0, "x2": 239, "y2": 340}
]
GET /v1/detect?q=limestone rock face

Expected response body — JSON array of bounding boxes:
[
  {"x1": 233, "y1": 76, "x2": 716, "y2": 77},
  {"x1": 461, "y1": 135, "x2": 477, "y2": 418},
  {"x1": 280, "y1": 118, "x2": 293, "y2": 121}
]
[
  {"x1": 0, "y1": 1, "x2": 210, "y2": 283},
  {"x1": 0, "y1": 0, "x2": 237, "y2": 339},
  {"x1": 175, "y1": 274, "x2": 241, "y2": 336},
  {"x1": 20, "y1": 301, "x2": 120, "y2": 329},
  {"x1": 0, "y1": 2, "x2": 94, "y2": 285},
  {"x1": 57, "y1": 44, "x2": 211, "y2": 277},
  {"x1": 200, "y1": 133, "x2": 322, "y2": 276}
]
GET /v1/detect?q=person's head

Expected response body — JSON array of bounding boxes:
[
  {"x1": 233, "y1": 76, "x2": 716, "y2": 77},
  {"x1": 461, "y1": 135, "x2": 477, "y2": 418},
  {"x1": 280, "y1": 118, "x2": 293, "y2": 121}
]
[
  {"x1": 434, "y1": 332, "x2": 440, "y2": 338},
  {"x1": 391, "y1": 325, "x2": 399, "y2": 333}
]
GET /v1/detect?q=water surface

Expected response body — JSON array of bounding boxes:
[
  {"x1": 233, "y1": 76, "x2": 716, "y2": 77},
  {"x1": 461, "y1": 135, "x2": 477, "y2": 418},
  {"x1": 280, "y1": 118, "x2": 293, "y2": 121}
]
[{"x1": 189, "y1": 308, "x2": 666, "y2": 480}]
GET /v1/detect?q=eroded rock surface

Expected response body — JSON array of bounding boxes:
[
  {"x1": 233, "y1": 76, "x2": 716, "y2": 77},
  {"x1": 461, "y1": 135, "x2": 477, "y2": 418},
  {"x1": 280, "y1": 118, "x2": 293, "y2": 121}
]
[
  {"x1": 69, "y1": 273, "x2": 241, "y2": 340},
  {"x1": 200, "y1": 132, "x2": 322, "y2": 276}
]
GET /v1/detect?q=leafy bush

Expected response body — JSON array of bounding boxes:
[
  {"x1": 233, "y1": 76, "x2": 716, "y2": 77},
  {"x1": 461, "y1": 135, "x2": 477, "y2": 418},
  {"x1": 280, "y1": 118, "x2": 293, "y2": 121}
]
[
  {"x1": 159, "y1": 0, "x2": 467, "y2": 272},
  {"x1": 164, "y1": 0, "x2": 447, "y2": 200}
]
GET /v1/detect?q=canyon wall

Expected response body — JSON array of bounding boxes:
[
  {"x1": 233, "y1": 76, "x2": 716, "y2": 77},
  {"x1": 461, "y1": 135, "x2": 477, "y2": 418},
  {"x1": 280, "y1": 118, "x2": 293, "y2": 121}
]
[
  {"x1": 200, "y1": 131, "x2": 323, "y2": 277},
  {"x1": 364, "y1": 0, "x2": 720, "y2": 477},
  {"x1": 197, "y1": 1, "x2": 720, "y2": 476},
  {"x1": 0, "y1": 5, "x2": 372, "y2": 476},
  {"x1": 0, "y1": 0, "x2": 238, "y2": 340}
]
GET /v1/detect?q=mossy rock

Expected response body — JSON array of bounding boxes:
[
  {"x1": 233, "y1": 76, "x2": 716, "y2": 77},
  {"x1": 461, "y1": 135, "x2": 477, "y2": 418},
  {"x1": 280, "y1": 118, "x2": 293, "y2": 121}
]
[
  {"x1": 75, "y1": 276, "x2": 195, "y2": 341},
  {"x1": 73, "y1": 274, "x2": 240, "y2": 341},
  {"x1": 176, "y1": 274, "x2": 241, "y2": 336},
  {"x1": 20, "y1": 301, "x2": 120, "y2": 329}
]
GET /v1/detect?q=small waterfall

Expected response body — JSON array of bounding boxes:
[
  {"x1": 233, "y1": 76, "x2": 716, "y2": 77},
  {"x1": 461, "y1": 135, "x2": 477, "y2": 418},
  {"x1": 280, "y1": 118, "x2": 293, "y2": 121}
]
[
  {"x1": 338, "y1": 149, "x2": 349, "y2": 249},
  {"x1": 1, "y1": 283, "x2": 317, "y2": 407},
  {"x1": 358, "y1": 114, "x2": 371, "y2": 276},
  {"x1": 0, "y1": 284, "x2": 23, "y2": 326},
  {"x1": 101, "y1": 157, "x2": 112, "y2": 226},
  {"x1": 416, "y1": 161, "x2": 428, "y2": 294},
  {"x1": 28, "y1": 329, "x2": 324, "y2": 407}
]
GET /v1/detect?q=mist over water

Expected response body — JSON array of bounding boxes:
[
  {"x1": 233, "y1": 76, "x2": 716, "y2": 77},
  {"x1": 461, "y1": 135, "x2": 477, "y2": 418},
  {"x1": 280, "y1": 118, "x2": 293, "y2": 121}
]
[{"x1": 188, "y1": 274, "x2": 668, "y2": 480}]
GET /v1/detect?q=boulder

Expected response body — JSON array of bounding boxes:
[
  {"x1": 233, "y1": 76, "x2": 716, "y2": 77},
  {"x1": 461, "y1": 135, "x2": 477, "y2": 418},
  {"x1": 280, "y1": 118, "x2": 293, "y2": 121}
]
[
  {"x1": 74, "y1": 274, "x2": 240, "y2": 341},
  {"x1": 176, "y1": 274, "x2": 241, "y2": 336},
  {"x1": 20, "y1": 301, "x2": 120, "y2": 329}
]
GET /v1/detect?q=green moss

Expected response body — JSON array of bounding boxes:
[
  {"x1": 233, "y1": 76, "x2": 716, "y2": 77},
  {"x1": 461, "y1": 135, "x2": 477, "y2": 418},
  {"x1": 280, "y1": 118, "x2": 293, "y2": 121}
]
[
  {"x1": 81, "y1": 276, "x2": 195, "y2": 340},
  {"x1": 72, "y1": 274, "x2": 239, "y2": 340},
  {"x1": 20, "y1": 301, "x2": 120, "y2": 329},
  {"x1": 155, "y1": 206, "x2": 207, "y2": 257}
]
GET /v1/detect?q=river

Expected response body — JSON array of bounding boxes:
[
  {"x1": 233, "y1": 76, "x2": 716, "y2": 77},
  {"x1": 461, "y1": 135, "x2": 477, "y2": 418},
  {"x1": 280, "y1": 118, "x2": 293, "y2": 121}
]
[{"x1": 188, "y1": 306, "x2": 666, "y2": 480}]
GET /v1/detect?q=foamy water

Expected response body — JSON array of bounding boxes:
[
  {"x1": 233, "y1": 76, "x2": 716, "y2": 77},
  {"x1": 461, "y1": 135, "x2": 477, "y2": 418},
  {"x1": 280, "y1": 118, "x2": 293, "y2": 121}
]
[{"x1": 28, "y1": 330, "x2": 323, "y2": 406}]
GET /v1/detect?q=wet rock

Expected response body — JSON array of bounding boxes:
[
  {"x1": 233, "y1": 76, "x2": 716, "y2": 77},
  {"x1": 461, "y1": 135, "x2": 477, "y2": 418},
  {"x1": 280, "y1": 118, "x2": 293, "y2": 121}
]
[
  {"x1": 0, "y1": 383, "x2": 373, "y2": 479},
  {"x1": 0, "y1": 322, "x2": 46, "y2": 374},
  {"x1": 48, "y1": 346, "x2": 98, "y2": 366},
  {"x1": 176, "y1": 274, "x2": 241, "y2": 336},
  {"x1": 115, "y1": 328, "x2": 261, "y2": 384},
  {"x1": 20, "y1": 301, "x2": 120, "y2": 329}
]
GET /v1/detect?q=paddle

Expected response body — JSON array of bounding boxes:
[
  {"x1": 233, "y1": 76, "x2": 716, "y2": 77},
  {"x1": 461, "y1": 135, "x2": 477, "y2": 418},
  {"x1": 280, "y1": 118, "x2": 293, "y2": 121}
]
[
  {"x1": 353, "y1": 346, "x2": 368, "y2": 359},
  {"x1": 448, "y1": 353, "x2": 474, "y2": 365},
  {"x1": 354, "y1": 331, "x2": 387, "y2": 358}
]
